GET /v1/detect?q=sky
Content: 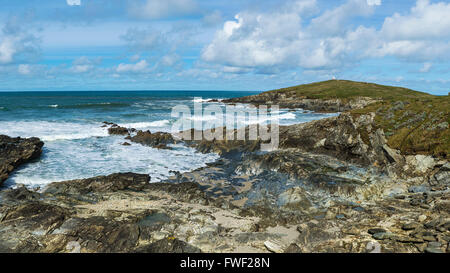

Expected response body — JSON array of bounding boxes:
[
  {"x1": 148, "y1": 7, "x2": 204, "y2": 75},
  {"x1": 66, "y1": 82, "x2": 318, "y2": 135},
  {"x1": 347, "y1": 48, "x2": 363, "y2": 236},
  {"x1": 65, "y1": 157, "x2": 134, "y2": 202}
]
[{"x1": 0, "y1": 0, "x2": 449, "y2": 94}]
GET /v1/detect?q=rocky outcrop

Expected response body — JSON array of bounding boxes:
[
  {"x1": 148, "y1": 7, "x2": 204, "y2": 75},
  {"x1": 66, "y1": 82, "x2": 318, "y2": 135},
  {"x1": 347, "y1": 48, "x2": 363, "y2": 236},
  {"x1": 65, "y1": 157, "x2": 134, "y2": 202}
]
[
  {"x1": 108, "y1": 126, "x2": 130, "y2": 135},
  {"x1": 0, "y1": 135, "x2": 44, "y2": 186},
  {"x1": 223, "y1": 94, "x2": 377, "y2": 112},
  {"x1": 126, "y1": 130, "x2": 176, "y2": 149},
  {"x1": 43, "y1": 172, "x2": 150, "y2": 195},
  {"x1": 278, "y1": 113, "x2": 388, "y2": 166}
]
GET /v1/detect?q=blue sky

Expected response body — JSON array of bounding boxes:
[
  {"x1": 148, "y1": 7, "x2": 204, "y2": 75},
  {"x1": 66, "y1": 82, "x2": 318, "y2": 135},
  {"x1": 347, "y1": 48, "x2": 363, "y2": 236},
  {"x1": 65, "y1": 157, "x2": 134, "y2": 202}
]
[{"x1": 0, "y1": 0, "x2": 449, "y2": 94}]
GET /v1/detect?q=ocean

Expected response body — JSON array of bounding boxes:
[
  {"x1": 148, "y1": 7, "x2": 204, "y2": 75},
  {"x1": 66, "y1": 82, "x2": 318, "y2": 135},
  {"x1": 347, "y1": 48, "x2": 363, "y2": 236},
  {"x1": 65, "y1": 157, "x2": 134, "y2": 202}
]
[{"x1": 0, "y1": 91, "x2": 337, "y2": 188}]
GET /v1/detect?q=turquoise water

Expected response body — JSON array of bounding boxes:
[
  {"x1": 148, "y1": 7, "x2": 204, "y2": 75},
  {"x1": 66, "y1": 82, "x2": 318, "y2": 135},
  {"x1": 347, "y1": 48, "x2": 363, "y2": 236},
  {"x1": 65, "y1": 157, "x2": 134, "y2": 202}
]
[{"x1": 0, "y1": 91, "x2": 337, "y2": 188}]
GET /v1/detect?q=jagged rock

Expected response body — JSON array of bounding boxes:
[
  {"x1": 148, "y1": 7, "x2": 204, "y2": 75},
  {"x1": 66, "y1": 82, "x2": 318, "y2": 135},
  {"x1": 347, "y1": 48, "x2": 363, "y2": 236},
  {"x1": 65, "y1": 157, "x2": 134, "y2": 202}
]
[
  {"x1": 135, "y1": 238, "x2": 202, "y2": 253},
  {"x1": 284, "y1": 243, "x2": 302, "y2": 253},
  {"x1": 50, "y1": 216, "x2": 140, "y2": 253},
  {"x1": 0, "y1": 135, "x2": 44, "y2": 186},
  {"x1": 43, "y1": 172, "x2": 150, "y2": 195},
  {"x1": 277, "y1": 187, "x2": 312, "y2": 211},
  {"x1": 223, "y1": 95, "x2": 377, "y2": 112},
  {"x1": 108, "y1": 125, "x2": 129, "y2": 135},
  {"x1": 146, "y1": 182, "x2": 209, "y2": 204},
  {"x1": 126, "y1": 130, "x2": 175, "y2": 149}
]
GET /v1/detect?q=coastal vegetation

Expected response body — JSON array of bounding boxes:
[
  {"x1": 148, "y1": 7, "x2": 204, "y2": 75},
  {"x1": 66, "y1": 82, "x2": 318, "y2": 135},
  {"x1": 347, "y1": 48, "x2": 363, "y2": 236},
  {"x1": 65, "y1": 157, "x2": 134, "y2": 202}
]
[{"x1": 253, "y1": 80, "x2": 449, "y2": 159}]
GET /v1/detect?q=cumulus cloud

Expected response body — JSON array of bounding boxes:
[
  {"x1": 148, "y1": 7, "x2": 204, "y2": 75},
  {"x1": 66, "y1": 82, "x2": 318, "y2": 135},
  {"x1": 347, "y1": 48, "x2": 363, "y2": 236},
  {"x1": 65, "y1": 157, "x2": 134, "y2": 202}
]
[
  {"x1": 419, "y1": 62, "x2": 432, "y2": 73},
  {"x1": 202, "y1": 0, "x2": 377, "y2": 70},
  {"x1": 18, "y1": 64, "x2": 31, "y2": 75},
  {"x1": 0, "y1": 17, "x2": 41, "y2": 65},
  {"x1": 66, "y1": 0, "x2": 81, "y2": 6},
  {"x1": 116, "y1": 60, "x2": 149, "y2": 73},
  {"x1": 128, "y1": 0, "x2": 198, "y2": 20},
  {"x1": 0, "y1": 38, "x2": 15, "y2": 64},
  {"x1": 202, "y1": 0, "x2": 450, "y2": 73},
  {"x1": 69, "y1": 56, "x2": 101, "y2": 73},
  {"x1": 381, "y1": 0, "x2": 450, "y2": 40},
  {"x1": 367, "y1": 0, "x2": 381, "y2": 6}
]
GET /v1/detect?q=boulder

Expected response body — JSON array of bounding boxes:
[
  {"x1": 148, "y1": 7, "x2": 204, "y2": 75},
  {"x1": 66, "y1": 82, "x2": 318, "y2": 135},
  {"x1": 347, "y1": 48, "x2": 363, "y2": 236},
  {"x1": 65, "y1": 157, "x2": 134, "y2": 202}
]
[
  {"x1": 0, "y1": 135, "x2": 44, "y2": 186},
  {"x1": 126, "y1": 130, "x2": 175, "y2": 149}
]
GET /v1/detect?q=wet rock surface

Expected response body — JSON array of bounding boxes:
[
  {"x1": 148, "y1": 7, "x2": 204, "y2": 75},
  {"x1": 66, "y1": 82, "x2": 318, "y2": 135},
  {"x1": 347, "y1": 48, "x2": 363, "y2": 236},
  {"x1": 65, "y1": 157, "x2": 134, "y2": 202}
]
[
  {"x1": 125, "y1": 130, "x2": 176, "y2": 149},
  {"x1": 0, "y1": 135, "x2": 44, "y2": 186}
]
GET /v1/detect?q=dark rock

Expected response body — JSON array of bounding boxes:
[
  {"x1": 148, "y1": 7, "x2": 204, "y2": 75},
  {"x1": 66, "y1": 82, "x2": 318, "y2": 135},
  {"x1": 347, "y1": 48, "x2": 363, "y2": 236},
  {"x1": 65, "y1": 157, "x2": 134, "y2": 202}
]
[
  {"x1": 147, "y1": 182, "x2": 208, "y2": 204},
  {"x1": 368, "y1": 228, "x2": 387, "y2": 235},
  {"x1": 43, "y1": 172, "x2": 150, "y2": 195},
  {"x1": 402, "y1": 222, "x2": 420, "y2": 231},
  {"x1": 52, "y1": 216, "x2": 140, "y2": 252},
  {"x1": 408, "y1": 185, "x2": 430, "y2": 193},
  {"x1": 0, "y1": 135, "x2": 44, "y2": 186},
  {"x1": 284, "y1": 243, "x2": 302, "y2": 253},
  {"x1": 372, "y1": 232, "x2": 397, "y2": 240},
  {"x1": 0, "y1": 185, "x2": 40, "y2": 202},
  {"x1": 1, "y1": 201, "x2": 71, "y2": 232},
  {"x1": 126, "y1": 130, "x2": 175, "y2": 149},
  {"x1": 108, "y1": 126, "x2": 129, "y2": 135}
]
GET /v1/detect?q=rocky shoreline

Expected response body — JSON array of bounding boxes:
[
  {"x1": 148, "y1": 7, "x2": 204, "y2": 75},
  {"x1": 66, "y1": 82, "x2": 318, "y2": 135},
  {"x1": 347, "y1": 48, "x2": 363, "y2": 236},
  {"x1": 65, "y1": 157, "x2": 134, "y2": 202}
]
[
  {"x1": 0, "y1": 135, "x2": 44, "y2": 187},
  {"x1": 0, "y1": 88, "x2": 449, "y2": 253}
]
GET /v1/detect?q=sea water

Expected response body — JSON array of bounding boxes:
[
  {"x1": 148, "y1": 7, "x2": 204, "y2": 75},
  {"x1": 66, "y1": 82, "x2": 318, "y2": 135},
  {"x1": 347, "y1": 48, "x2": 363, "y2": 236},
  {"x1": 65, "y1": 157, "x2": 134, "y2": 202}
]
[{"x1": 0, "y1": 91, "x2": 337, "y2": 188}]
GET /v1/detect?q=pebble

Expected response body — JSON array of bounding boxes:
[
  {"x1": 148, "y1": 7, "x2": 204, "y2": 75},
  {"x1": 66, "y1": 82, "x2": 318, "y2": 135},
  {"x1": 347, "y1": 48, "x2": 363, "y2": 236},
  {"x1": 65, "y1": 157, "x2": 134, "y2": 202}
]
[
  {"x1": 424, "y1": 247, "x2": 444, "y2": 253},
  {"x1": 264, "y1": 239, "x2": 286, "y2": 253},
  {"x1": 368, "y1": 228, "x2": 386, "y2": 235},
  {"x1": 418, "y1": 215, "x2": 427, "y2": 222},
  {"x1": 396, "y1": 236, "x2": 424, "y2": 244},
  {"x1": 423, "y1": 236, "x2": 436, "y2": 242},
  {"x1": 372, "y1": 232, "x2": 396, "y2": 240},
  {"x1": 402, "y1": 222, "x2": 420, "y2": 231}
]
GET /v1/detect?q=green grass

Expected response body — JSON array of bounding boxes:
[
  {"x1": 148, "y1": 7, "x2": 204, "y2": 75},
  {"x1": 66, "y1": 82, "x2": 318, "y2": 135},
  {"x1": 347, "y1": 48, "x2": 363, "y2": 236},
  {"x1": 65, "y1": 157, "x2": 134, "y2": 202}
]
[
  {"x1": 264, "y1": 79, "x2": 434, "y2": 102},
  {"x1": 265, "y1": 80, "x2": 449, "y2": 159}
]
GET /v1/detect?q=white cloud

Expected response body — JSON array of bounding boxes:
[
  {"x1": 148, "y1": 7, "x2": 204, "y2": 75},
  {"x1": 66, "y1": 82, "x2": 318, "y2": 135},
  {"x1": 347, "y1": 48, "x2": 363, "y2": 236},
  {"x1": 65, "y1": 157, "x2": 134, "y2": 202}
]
[
  {"x1": 18, "y1": 64, "x2": 31, "y2": 75},
  {"x1": 116, "y1": 60, "x2": 148, "y2": 73},
  {"x1": 67, "y1": 0, "x2": 81, "y2": 6},
  {"x1": 72, "y1": 64, "x2": 92, "y2": 73},
  {"x1": 69, "y1": 56, "x2": 101, "y2": 73},
  {"x1": 202, "y1": 0, "x2": 450, "y2": 72},
  {"x1": 128, "y1": 0, "x2": 198, "y2": 19},
  {"x1": 160, "y1": 53, "x2": 181, "y2": 67},
  {"x1": 367, "y1": 0, "x2": 381, "y2": 6},
  {"x1": 308, "y1": 0, "x2": 376, "y2": 36},
  {"x1": 0, "y1": 18, "x2": 41, "y2": 65},
  {"x1": 381, "y1": 0, "x2": 450, "y2": 40},
  {"x1": 419, "y1": 62, "x2": 432, "y2": 73},
  {"x1": 0, "y1": 38, "x2": 16, "y2": 64}
]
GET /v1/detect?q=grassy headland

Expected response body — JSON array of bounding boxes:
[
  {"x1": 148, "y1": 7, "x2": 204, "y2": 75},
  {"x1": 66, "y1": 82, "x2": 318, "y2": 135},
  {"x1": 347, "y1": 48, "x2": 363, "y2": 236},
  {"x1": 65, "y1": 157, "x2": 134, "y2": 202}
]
[{"x1": 263, "y1": 80, "x2": 449, "y2": 159}]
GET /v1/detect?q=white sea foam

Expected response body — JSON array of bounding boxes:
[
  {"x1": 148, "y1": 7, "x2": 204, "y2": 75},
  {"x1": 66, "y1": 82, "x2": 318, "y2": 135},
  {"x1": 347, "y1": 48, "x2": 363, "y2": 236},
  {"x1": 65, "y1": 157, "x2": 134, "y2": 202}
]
[
  {"x1": 187, "y1": 115, "x2": 219, "y2": 121},
  {"x1": 48, "y1": 104, "x2": 59, "y2": 108},
  {"x1": 6, "y1": 136, "x2": 219, "y2": 188},
  {"x1": 0, "y1": 121, "x2": 109, "y2": 141},
  {"x1": 119, "y1": 120, "x2": 171, "y2": 129},
  {"x1": 192, "y1": 98, "x2": 214, "y2": 103}
]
